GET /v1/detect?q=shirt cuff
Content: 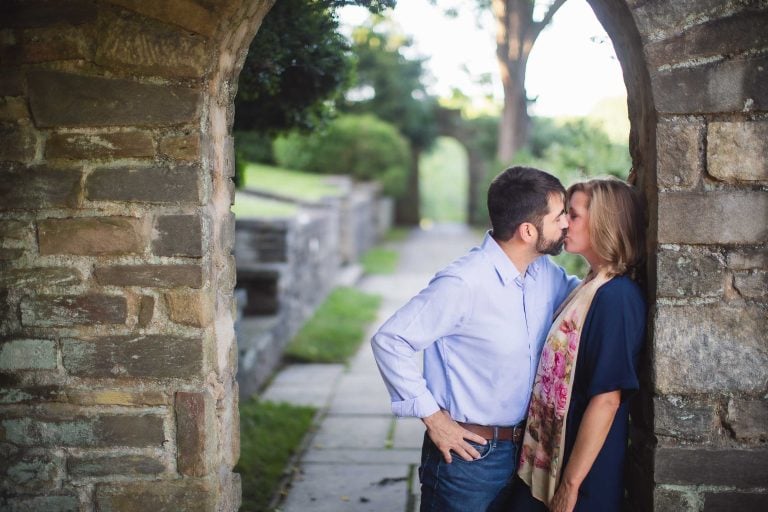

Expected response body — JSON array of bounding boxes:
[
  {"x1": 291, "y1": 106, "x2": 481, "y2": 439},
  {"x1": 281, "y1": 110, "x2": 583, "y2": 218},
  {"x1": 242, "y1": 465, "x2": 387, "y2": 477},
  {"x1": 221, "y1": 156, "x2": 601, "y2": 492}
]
[{"x1": 391, "y1": 391, "x2": 440, "y2": 419}]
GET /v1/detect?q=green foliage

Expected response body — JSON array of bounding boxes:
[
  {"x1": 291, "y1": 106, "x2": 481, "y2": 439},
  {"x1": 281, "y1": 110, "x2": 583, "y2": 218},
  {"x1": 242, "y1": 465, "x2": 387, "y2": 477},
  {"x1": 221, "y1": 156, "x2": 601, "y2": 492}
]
[
  {"x1": 551, "y1": 252, "x2": 589, "y2": 279},
  {"x1": 273, "y1": 114, "x2": 411, "y2": 197},
  {"x1": 231, "y1": 193, "x2": 299, "y2": 219},
  {"x1": 285, "y1": 287, "x2": 381, "y2": 363},
  {"x1": 420, "y1": 137, "x2": 469, "y2": 223},
  {"x1": 361, "y1": 247, "x2": 399, "y2": 274},
  {"x1": 237, "y1": 399, "x2": 316, "y2": 512},
  {"x1": 241, "y1": 163, "x2": 345, "y2": 202}
]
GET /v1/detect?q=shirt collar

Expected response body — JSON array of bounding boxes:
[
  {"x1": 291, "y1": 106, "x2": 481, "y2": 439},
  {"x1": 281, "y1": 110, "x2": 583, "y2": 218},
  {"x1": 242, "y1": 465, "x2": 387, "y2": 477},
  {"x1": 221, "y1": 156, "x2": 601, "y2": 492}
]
[{"x1": 482, "y1": 231, "x2": 544, "y2": 286}]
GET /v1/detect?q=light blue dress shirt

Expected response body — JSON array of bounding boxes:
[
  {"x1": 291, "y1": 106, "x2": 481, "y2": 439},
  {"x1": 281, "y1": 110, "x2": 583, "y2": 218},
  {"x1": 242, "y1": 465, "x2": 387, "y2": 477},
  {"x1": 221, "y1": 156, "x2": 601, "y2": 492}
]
[{"x1": 371, "y1": 232, "x2": 579, "y2": 427}]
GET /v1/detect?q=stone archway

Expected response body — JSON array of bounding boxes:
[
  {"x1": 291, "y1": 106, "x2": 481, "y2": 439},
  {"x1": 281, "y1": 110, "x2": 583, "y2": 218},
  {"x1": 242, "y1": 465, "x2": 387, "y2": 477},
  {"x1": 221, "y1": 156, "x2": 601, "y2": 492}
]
[{"x1": 0, "y1": 1, "x2": 766, "y2": 510}]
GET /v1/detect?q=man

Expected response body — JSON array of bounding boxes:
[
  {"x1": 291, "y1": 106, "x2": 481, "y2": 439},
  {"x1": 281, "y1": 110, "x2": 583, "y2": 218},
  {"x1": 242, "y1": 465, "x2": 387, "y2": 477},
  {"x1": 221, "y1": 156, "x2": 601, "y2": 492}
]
[{"x1": 371, "y1": 166, "x2": 579, "y2": 511}]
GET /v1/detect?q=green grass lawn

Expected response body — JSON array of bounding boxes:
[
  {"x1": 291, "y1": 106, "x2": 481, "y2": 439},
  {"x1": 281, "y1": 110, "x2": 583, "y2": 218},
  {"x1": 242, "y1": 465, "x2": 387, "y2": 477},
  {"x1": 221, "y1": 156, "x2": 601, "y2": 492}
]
[
  {"x1": 419, "y1": 137, "x2": 469, "y2": 223},
  {"x1": 284, "y1": 287, "x2": 381, "y2": 363},
  {"x1": 242, "y1": 163, "x2": 345, "y2": 202},
  {"x1": 232, "y1": 193, "x2": 299, "y2": 219},
  {"x1": 237, "y1": 399, "x2": 316, "y2": 512},
  {"x1": 361, "y1": 247, "x2": 399, "y2": 275}
]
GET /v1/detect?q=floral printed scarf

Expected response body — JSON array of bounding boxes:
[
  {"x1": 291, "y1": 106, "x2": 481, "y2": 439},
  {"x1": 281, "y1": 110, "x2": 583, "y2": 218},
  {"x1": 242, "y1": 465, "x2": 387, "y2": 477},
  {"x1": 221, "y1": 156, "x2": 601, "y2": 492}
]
[{"x1": 517, "y1": 271, "x2": 613, "y2": 504}]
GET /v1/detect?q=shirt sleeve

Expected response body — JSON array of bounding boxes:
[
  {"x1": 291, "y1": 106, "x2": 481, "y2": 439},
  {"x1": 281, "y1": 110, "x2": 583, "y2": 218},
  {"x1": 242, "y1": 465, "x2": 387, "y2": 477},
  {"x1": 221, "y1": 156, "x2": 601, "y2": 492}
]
[
  {"x1": 579, "y1": 279, "x2": 646, "y2": 401},
  {"x1": 370, "y1": 274, "x2": 471, "y2": 418}
]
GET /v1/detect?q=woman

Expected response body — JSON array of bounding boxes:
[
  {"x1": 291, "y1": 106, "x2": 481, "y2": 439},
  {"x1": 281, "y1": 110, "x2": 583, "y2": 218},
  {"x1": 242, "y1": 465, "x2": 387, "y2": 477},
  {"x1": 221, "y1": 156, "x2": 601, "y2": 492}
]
[{"x1": 511, "y1": 177, "x2": 647, "y2": 512}]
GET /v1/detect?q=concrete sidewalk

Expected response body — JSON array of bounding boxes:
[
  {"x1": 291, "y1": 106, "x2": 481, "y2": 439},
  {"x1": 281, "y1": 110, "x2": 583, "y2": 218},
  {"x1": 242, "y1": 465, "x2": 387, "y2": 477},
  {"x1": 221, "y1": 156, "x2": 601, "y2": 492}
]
[{"x1": 262, "y1": 225, "x2": 483, "y2": 512}]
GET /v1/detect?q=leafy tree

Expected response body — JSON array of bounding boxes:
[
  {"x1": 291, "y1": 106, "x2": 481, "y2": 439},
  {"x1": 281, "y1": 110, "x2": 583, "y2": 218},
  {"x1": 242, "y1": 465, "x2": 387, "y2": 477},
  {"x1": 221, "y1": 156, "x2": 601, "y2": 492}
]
[{"x1": 234, "y1": 0, "x2": 395, "y2": 134}]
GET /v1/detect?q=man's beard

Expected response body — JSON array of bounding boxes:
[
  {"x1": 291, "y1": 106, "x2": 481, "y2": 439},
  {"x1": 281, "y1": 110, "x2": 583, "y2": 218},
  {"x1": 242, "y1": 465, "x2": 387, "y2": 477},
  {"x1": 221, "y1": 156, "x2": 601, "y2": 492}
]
[{"x1": 536, "y1": 229, "x2": 566, "y2": 256}]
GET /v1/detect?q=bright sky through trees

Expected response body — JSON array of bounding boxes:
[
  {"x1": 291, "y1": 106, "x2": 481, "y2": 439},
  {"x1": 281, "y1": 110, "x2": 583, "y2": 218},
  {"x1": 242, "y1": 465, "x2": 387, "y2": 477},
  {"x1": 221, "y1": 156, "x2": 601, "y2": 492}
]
[{"x1": 339, "y1": 0, "x2": 627, "y2": 117}]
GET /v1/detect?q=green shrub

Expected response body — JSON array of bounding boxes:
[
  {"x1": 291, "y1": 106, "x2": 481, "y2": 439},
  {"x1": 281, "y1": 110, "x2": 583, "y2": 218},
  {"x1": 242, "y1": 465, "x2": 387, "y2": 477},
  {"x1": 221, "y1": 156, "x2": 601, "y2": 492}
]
[{"x1": 273, "y1": 114, "x2": 411, "y2": 197}]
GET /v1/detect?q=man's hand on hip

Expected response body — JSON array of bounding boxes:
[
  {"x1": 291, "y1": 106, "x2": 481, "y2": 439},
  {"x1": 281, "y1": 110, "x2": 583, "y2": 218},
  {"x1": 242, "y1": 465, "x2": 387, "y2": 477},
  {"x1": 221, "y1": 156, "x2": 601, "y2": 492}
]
[{"x1": 422, "y1": 410, "x2": 488, "y2": 463}]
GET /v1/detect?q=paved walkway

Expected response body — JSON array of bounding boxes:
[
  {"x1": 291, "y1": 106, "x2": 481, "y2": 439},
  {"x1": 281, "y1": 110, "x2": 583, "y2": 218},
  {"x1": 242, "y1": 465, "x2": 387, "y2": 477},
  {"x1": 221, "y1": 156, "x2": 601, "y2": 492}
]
[{"x1": 262, "y1": 224, "x2": 483, "y2": 512}]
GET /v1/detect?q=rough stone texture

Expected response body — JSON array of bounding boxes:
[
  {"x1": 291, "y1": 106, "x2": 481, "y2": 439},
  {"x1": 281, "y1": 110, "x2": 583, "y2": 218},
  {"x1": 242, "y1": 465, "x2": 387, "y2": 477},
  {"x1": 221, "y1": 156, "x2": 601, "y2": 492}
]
[
  {"x1": 137, "y1": 295, "x2": 154, "y2": 327},
  {"x1": 630, "y1": 0, "x2": 735, "y2": 43},
  {"x1": 86, "y1": 165, "x2": 200, "y2": 204},
  {"x1": 655, "y1": 447, "x2": 768, "y2": 487},
  {"x1": 28, "y1": 70, "x2": 200, "y2": 127},
  {"x1": 0, "y1": 248, "x2": 25, "y2": 261},
  {"x1": 0, "y1": 493, "x2": 80, "y2": 512},
  {"x1": 0, "y1": 339, "x2": 57, "y2": 370},
  {"x1": 20, "y1": 294, "x2": 127, "y2": 327},
  {"x1": 95, "y1": 479, "x2": 216, "y2": 512},
  {"x1": 656, "y1": 119, "x2": 703, "y2": 189},
  {"x1": 94, "y1": 12, "x2": 208, "y2": 77},
  {"x1": 93, "y1": 264, "x2": 202, "y2": 288},
  {"x1": 164, "y1": 290, "x2": 212, "y2": 327},
  {"x1": 67, "y1": 454, "x2": 165, "y2": 478},
  {"x1": 0, "y1": 451, "x2": 61, "y2": 493},
  {"x1": 105, "y1": 0, "x2": 219, "y2": 36},
  {"x1": 0, "y1": 122, "x2": 36, "y2": 162},
  {"x1": 651, "y1": 54, "x2": 768, "y2": 114},
  {"x1": 0, "y1": 97, "x2": 30, "y2": 121},
  {"x1": 656, "y1": 246, "x2": 724, "y2": 298},
  {"x1": 0, "y1": 167, "x2": 81, "y2": 210},
  {"x1": 38, "y1": 216, "x2": 145, "y2": 255},
  {"x1": 159, "y1": 133, "x2": 200, "y2": 161},
  {"x1": 733, "y1": 270, "x2": 768, "y2": 300},
  {"x1": 703, "y1": 492, "x2": 768, "y2": 512},
  {"x1": 175, "y1": 391, "x2": 215, "y2": 476},
  {"x1": 2, "y1": 25, "x2": 91, "y2": 65},
  {"x1": 0, "y1": 268, "x2": 82, "y2": 289},
  {"x1": 658, "y1": 191, "x2": 768, "y2": 244},
  {"x1": 654, "y1": 487, "x2": 696, "y2": 512},
  {"x1": 654, "y1": 305, "x2": 767, "y2": 394},
  {"x1": 2, "y1": 414, "x2": 165, "y2": 447},
  {"x1": 61, "y1": 335, "x2": 204, "y2": 378},
  {"x1": 152, "y1": 215, "x2": 202, "y2": 257},
  {"x1": 727, "y1": 247, "x2": 768, "y2": 270},
  {"x1": 61, "y1": 390, "x2": 169, "y2": 407},
  {"x1": 708, "y1": 121, "x2": 768, "y2": 183},
  {"x1": 0, "y1": 1, "x2": 96, "y2": 29},
  {"x1": 46, "y1": 131, "x2": 155, "y2": 160},
  {"x1": 654, "y1": 396, "x2": 717, "y2": 442},
  {"x1": 0, "y1": 220, "x2": 29, "y2": 240},
  {"x1": 0, "y1": 69, "x2": 25, "y2": 96},
  {"x1": 727, "y1": 398, "x2": 768, "y2": 441}
]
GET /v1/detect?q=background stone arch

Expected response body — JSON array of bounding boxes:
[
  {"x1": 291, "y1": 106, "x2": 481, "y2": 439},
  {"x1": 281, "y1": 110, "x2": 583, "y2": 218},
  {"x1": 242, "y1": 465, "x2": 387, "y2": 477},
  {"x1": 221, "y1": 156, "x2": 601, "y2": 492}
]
[{"x1": 0, "y1": 1, "x2": 766, "y2": 510}]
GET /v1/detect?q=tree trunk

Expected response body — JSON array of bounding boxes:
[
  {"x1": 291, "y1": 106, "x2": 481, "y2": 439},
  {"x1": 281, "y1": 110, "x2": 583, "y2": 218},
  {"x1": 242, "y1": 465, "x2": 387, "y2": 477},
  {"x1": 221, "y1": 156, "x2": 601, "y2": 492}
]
[
  {"x1": 497, "y1": 61, "x2": 530, "y2": 163},
  {"x1": 394, "y1": 147, "x2": 421, "y2": 225}
]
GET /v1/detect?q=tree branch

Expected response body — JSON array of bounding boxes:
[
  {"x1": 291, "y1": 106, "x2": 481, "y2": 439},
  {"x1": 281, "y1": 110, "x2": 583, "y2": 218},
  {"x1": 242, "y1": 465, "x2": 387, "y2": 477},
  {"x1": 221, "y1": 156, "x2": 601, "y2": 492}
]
[{"x1": 531, "y1": 0, "x2": 568, "y2": 40}]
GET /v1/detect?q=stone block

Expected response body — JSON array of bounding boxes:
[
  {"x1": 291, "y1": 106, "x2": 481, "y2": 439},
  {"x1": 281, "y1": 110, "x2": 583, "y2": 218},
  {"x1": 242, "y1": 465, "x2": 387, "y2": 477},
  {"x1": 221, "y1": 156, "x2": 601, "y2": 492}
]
[
  {"x1": 655, "y1": 447, "x2": 768, "y2": 487},
  {"x1": 652, "y1": 55, "x2": 768, "y2": 114},
  {"x1": 0, "y1": 97, "x2": 29, "y2": 121},
  {"x1": 654, "y1": 305, "x2": 767, "y2": 394},
  {"x1": 95, "y1": 478, "x2": 215, "y2": 512},
  {"x1": 152, "y1": 214, "x2": 202, "y2": 257},
  {"x1": 645, "y1": 10, "x2": 768, "y2": 69},
  {"x1": 220, "y1": 212, "x2": 235, "y2": 255},
  {"x1": 104, "y1": 0, "x2": 218, "y2": 36},
  {"x1": 164, "y1": 290, "x2": 212, "y2": 327},
  {"x1": 2, "y1": 25, "x2": 90, "y2": 64},
  {"x1": 0, "y1": 493, "x2": 79, "y2": 512},
  {"x1": 46, "y1": 131, "x2": 155, "y2": 160},
  {"x1": 0, "y1": 166, "x2": 81, "y2": 210},
  {"x1": 0, "y1": 0, "x2": 96, "y2": 28},
  {"x1": 160, "y1": 133, "x2": 200, "y2": 161},
  {"x1": 28, "y1": 70, "x2": 199, "y2": 127},
  {"x1": 658, "y1": 191, "x2": 768, "y2": 244},
  {"x1": 138, "y1": 295, "x2": 154, "y2": 327},
  {"x1": 0, "y1": 248, "x2": 24, "y2": 261},
  {"x1": 0, "y1": 70, "x2": 25, "y2": 96},
  {"x1": 94, "y1": 13, "x2": 207, "y2": 77},
  {"x1": 656, "y1": 119, "x2": 703, "y2": 189},
  {"x1": 38, "y1": 217, "x2": 145, "y2": 256},
  {"x1": 654, "y1": 487, "x2": 696, "y2": 512},
  {"x1": 85, "y1": 165, "x2": 200, "y2": 204},
  {"x1": 1, "y1": 414, "x2": 164, "y2": 447},
  {"x1": 67, "y1": 454, "x2": 165, "y2": 478},
  {"x1": 0, "y1": 220, "x2": 29, "y2": 240},
  {"x1": 727, "y1": 398, "x2": 768, "y2": 441},
  {"x1": 0, "y1": 450, "x2": 61, "y2": 492},
  {"x1": 62, "y1": 390, "x2": 169, "y2": 407},
  {"x1": 656, "y1": 246, "x2": 724, "y2": 298},
  {"x1": 703, "y1": 492, "x2": 768, "y2": 512},
  {"x1": 0, "y1": 268, "x2": 82, "y2": 289},
  {"x1": 630, "y1": 0, "x2": 728, "y2": 43},
  {"x1": 0, "y1": 339, "x2": 57, "y2": 370},
  {"x1": 708, "y1": 121, "x2": 768, "y2": 183},
  {"x1": 175, "y1": 391, "x2": 215, "y2": 476},
  {"x1": 93, "y1": 264, "x2": 203, "y2": 288},
  {"x1": 0, "y1": 122, "x2": 36, "y2": 162},
  {"x1": 734, "y1": 271, "x2": 768, "y2": 300},
  {"x1": 61, "y1": 335, "x2": 203, "y2": 378},
  {"x1": 653, "y1": 395, "x2": 717, "y2": 441},
  {"x1": 728, "y1": 248, "x2": 768, "y2": 270},
  {"x1": 20, "y1": 294, "x2": 127, "y2": 327}
]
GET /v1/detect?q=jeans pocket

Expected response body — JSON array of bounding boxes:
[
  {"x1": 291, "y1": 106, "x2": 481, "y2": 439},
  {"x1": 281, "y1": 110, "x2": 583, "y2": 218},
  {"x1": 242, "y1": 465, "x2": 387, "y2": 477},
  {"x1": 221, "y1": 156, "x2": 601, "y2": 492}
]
[{"x1": 453, "y1": 440, "x2": 493, "y2": 463}]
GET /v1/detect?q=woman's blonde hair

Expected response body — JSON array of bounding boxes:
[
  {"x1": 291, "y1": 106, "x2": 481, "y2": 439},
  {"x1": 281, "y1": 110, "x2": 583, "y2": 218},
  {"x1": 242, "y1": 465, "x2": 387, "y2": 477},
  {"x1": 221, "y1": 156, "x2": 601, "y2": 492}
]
[{"x1": 567, "y1": 177, "x2": 646, "y2": 277}]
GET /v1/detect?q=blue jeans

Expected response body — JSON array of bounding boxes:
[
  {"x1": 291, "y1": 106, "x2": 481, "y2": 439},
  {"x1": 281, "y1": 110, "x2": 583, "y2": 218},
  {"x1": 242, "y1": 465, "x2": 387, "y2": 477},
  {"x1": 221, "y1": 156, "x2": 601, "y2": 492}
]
[{"x1": 419, "y1": 432, "x2": 518, "y2": 512}]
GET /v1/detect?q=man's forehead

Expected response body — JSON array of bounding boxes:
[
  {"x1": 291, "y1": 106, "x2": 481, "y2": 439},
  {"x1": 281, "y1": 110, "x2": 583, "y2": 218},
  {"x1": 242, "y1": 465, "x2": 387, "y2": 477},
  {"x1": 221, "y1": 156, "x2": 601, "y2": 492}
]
[{"x1": 547, "y1": 193, "x2": 565, "y2": 213}]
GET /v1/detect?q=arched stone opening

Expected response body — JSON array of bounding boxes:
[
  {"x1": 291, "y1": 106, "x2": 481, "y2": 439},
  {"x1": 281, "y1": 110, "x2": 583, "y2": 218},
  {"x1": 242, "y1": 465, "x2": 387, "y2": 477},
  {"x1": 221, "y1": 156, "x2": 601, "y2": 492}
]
[{"x1": 1, "y1": 1, "x2": 766, "y2": 510}]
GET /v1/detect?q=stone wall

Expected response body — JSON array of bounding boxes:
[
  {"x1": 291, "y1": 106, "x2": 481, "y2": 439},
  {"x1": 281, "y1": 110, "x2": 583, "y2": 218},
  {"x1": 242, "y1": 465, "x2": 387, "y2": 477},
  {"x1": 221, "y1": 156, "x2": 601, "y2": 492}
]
[{"x1": 0, "y1": 0, "x2": 275, "y2": 510}]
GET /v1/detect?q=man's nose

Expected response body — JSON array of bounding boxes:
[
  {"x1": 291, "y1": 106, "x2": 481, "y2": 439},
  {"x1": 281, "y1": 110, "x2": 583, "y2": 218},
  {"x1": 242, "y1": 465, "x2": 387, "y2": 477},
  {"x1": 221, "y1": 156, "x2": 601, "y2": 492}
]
[{"x1": 560, "y1": 215, "x2": 569, "y2": 229}]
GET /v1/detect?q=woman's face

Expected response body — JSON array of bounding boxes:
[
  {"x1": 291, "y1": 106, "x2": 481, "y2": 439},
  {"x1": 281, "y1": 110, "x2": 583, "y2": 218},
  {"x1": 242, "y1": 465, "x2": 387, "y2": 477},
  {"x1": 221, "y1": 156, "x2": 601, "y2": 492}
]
[{"x1": 564, "y1": 191, "x2": 591, "y2": 256}]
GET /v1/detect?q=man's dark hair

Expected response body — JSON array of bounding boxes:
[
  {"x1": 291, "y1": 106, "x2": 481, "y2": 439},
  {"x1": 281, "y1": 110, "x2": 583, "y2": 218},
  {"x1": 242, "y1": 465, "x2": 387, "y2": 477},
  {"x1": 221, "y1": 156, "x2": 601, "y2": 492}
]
[{"x1": 487, "y1": 166, "x2": 565, "y2": 241}]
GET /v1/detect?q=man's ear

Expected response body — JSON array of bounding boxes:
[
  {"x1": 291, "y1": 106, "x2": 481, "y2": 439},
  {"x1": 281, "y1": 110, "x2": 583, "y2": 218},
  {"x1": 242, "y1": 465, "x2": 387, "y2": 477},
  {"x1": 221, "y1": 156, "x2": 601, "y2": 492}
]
[{"x1": 517, "y1": 222, "x2": 537, "y2": 244}]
